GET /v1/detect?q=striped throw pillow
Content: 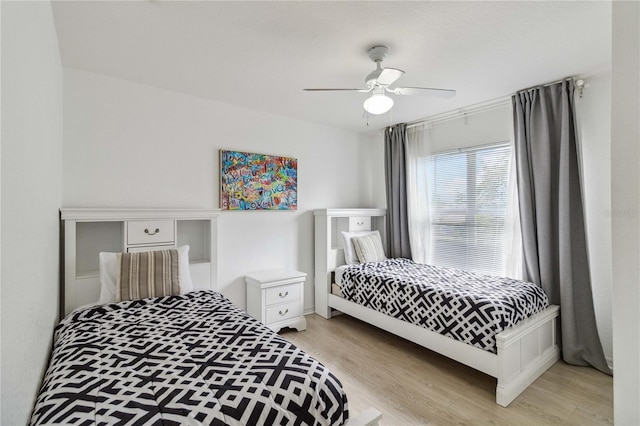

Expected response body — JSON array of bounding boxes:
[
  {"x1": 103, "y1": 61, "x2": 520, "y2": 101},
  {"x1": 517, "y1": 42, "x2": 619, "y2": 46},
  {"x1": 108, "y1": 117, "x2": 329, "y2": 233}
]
[
  {"x1": 352, "y1": 232, "x2": 387, "y2": 263},
  {"x1": 116, "y1": 249, "x2": 181, "y2": 302}
]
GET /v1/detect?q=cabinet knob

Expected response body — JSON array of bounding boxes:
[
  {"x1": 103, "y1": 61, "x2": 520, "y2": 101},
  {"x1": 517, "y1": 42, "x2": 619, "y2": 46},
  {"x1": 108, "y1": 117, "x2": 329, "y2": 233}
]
[
  {"x1": 279, "y1": 309, "x2": 289, "y2": 316},
  {"x1": 279, "y1": 291, "x2": 289, "y2": 298},
  {"x1": 144, "y1": 228, "x2": 160, "y2": 236}
]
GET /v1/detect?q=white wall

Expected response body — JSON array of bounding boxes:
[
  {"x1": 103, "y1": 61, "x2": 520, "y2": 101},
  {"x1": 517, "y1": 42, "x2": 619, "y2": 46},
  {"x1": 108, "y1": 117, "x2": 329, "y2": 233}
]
[
  {"x1": 1, "y1": 2, "x2": 63, "y2": 425},
  {"x1": 364, "y1": 132, "x2": 387, "y2": 209},
  {"x1": 0, "y1": 2, "x2": 3, "y2": 420},
  {"x1": 611, "y1": 1, "x2": 640, "y2": 424},
  {"x1": 62, "y1": 69, "x2": 371, "y2": 310},
  {"x1": 575, "y1": 70, "x2": 613, "y2": 367},
  {"x1": 425, "y1": 104, "x2": 513, "y2": 153}
]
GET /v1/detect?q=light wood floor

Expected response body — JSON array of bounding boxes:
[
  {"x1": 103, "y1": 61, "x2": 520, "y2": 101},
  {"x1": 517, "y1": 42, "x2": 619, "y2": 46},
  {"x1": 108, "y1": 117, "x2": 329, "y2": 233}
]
[{"x1": 280, "y1": 313, "x2": 613, "y2": 426}]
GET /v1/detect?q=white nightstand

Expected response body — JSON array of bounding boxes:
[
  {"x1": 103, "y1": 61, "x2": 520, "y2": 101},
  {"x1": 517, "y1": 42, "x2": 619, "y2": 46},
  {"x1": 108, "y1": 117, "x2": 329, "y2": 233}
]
[{"x1": 245, "y1": 269, "x2": 307, "y2": 332}]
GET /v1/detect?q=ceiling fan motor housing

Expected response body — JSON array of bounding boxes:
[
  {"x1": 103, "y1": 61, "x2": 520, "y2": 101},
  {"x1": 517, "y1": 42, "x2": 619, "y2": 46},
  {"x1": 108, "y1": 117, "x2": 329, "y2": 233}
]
[
  {"x1": 365, "y1": 45, "x2": 389, "y2": 88},
  {"x1": 368, "y1": 45, "x2": 389, "y2": 62}
]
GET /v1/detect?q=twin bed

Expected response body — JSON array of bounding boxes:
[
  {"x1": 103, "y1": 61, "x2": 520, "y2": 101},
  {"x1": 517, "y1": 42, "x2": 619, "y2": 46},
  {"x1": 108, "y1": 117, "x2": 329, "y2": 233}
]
[
  {"x1": 32, "y1": 207, "x2": 560, "y2": 424},
  {"x1": 32, "y1": 290, "x2": 350, "y2": 425},
  {"x1": 315, "y1": 209, "x2": 560, "y2": 408}
]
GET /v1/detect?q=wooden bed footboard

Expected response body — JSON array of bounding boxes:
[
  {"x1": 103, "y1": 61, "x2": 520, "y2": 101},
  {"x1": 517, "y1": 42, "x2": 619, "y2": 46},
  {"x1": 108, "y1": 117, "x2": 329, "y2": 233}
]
[
  {"x1": 495, "y1": 305, "x2": 560, "y2": 407},
  {"x1": 328, "y1": 294, "x2": 560, "y2": 407}
]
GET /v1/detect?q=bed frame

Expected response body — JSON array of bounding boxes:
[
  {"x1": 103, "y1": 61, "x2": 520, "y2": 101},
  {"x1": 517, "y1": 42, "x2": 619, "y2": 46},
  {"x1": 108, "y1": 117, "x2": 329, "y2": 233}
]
[
  {"x1": 60, "y1": 207, "x2": 381, "y2": 426},
  {"x1": 314, "y1": 208, "x2": 560, "y2": 407}
]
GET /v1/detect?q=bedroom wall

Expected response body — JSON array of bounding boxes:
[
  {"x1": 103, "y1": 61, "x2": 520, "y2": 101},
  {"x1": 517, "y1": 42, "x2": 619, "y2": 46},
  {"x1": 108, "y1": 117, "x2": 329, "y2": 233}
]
[
  {"x1": 62, "y1": 68, "x2": 371, "y2": 311},
  {"x1": 611, "y1": 1, "x2": 640, "y2": 423},
  {"x1": 422, "y1": 104, "x2": 513, "y2": 153},
  {"x1": 364, "y1": 132, "x2": 387, "y2": 209},
  {"x1": 1, "y1": 1, "x2": 63, "y2": 425},
  {"x1": 574, "y1": 70, "x2": 614, "y2": 367}
]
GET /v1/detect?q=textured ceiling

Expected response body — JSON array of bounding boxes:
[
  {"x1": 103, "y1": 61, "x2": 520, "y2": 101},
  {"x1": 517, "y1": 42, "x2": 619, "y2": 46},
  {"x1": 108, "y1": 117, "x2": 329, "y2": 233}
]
[{"x1": 51, "y1": 1, "x2": 611, "y2": 133}]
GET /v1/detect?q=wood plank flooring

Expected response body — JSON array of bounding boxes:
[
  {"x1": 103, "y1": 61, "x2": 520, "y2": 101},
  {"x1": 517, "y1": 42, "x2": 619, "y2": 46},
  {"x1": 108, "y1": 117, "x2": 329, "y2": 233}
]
[{"x1": 279, "y1": 313, "x2": 613, "y2": 426}]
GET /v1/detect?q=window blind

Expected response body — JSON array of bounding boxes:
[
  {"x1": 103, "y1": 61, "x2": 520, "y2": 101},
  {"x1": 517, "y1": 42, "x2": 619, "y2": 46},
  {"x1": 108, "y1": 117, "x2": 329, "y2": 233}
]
[{"x1": 424, "y1": 142, "x2": 512, "y2": 276}]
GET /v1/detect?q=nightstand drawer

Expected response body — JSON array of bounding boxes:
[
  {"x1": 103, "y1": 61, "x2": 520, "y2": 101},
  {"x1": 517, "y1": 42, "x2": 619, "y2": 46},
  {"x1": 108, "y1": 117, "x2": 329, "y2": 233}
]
[
  {"x1": 265, "y1": 283, "x2": 299, "y2": 306},
  {"x1": 265, "y1": 301, "x2": 302, "y2": 324},
  {"x1": 127, "y1": 220, "x2": 175, "y2": 245}
]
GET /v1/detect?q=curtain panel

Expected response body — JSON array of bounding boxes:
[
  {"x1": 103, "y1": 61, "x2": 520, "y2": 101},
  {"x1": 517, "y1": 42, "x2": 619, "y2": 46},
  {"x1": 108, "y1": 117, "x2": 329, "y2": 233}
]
[
  {"x1": 512, "y1": 79, "x2": 611, "y2": 374},
  {"x1": 384, "y1": 124, "x2": 412, "y2": 259},
  {"x1": 405, "y1": 126, "x2": 432, "y2": 263}
]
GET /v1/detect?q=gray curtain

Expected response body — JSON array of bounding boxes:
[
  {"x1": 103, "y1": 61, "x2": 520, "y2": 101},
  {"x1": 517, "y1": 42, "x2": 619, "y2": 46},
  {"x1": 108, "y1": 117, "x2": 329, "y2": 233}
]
[
  {"x1": 384, "y1": 124, "x2": 412, "y2": 258},
  {"x1": 513, "y1": 79, "x2": 611, "y2": 374}
]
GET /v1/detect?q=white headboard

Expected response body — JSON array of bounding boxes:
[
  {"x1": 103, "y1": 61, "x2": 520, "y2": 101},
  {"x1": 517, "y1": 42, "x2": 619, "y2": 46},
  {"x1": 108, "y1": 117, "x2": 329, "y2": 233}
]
[
  {"x1": 313, "y1": 208, "x2": 386, "y2": 318},
  {"x1": 60, "y1": 208, "x2": 220, "y2": 317}
]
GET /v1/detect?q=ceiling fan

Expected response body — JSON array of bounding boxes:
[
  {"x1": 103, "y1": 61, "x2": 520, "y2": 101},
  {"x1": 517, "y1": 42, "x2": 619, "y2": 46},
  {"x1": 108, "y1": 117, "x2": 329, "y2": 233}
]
[{"x1": 304, "y1": 45, "x2": 456, "y2": 115}]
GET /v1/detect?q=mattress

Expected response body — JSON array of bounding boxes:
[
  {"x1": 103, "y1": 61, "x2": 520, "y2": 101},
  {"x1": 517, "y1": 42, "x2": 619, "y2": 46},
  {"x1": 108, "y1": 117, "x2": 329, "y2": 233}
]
[
  {"x1": 31, "y1": 290, "x2": 348, "y2": 425},
  {"x1": 339, "y1": 258, "x2": 549, "y2": 353}
]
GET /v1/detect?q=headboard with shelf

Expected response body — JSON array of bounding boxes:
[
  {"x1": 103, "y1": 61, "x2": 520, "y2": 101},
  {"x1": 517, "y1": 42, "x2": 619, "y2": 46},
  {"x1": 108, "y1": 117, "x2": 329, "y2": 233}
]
[
  {"x1": 313, "y1": 208, "x2": 386, "y2": 318},
  {"x1": 60, "y1": 208, "x2": 220, "y2": 317}
]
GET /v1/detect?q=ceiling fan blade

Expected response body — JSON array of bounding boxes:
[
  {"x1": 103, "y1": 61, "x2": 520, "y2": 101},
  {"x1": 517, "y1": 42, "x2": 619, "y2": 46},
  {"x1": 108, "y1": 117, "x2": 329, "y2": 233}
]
[
  {"x1": 304, "y1": 88, "x2": 371, "y2": 93},
  {"x1": 376, "y1": 68, "x2": 405, "y2": 86},
  {"x1": 390, "y1": 87, "x2": 456, "y2": 98}
]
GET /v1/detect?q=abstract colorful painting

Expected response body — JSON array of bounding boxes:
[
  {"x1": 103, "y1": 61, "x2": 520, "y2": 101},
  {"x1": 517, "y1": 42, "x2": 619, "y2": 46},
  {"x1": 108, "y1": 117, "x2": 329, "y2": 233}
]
[{"x1": 220, "y1": 150, "x2": 297, "y2": 210}]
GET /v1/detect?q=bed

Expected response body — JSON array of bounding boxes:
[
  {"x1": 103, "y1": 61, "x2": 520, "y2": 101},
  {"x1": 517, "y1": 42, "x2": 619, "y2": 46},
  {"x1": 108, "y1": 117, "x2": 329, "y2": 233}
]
[
  {"x1": 32, "y1": 290, "x2": 350, "y2": 425},
  {"x1": 315, "y1": 208, "x2": 560, "y2": 408},
  {"x1": 32, "y1": 208, "x2": 381, "y2": 426}
]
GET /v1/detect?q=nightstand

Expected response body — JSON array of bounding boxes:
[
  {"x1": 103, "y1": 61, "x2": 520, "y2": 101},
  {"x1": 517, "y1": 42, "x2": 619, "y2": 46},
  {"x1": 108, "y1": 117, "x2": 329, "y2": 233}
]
[{"x1": 245, "y1": 269, "x2": 307, "y2": 332}]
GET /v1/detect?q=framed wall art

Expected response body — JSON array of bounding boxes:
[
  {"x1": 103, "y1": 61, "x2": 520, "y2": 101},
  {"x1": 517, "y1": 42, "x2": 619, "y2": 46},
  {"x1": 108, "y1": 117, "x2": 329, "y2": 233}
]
[{"x1": 220, "y1": 150, "x2": 297, "y2": 210}]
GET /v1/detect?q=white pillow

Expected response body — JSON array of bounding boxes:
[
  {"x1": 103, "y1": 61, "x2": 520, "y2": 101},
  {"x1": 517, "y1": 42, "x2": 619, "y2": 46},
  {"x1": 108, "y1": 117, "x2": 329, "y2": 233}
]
[
  {"x1": 97, "y1": 245, "x2": 193, "y2": 305},
  {"x1": 341, "y1": 230, "x2": 380, "y2": 264},
  {"x1": 352, "y1": 232, "x2": 387, "y2": 263}
]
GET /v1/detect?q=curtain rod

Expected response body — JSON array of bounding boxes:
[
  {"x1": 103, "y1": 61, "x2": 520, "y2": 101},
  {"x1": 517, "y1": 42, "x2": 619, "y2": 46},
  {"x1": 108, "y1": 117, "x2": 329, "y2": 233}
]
[
  {"x1": 404, "y1": 76, "x2": 583, "y2": 131},
  {"x1": 517, "y1": 76, "x2": 581, "y2": 93}
]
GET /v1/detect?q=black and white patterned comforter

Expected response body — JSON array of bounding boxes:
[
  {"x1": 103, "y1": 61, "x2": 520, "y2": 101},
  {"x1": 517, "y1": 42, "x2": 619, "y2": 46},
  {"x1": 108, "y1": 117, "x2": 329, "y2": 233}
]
[
  {"x1": 340, "y1": 258, "x2": 549, "y2": 353},
  {"x1": 31, "y1": 291, "x2": 348, "y2": 425}
]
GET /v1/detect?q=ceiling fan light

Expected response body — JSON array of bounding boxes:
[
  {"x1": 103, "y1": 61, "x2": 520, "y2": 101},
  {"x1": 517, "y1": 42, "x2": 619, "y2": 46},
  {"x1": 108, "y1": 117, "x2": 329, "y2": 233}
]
[{"x1": 363, "y1": 93, "x2": 394, "y2": 115}]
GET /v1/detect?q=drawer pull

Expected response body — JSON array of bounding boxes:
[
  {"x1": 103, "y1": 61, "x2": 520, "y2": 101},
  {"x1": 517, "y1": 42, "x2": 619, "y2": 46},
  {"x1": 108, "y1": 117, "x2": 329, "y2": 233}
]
[
  {"x1": 357, "y1": 221, "x2": 364, "y2": 226},
  {"x1": 278, "y1": 291, "x2": 289, "y2": 298},
  {"x1": 279, "y1": 309, "x2": 289, "y2": 316},
  {"x1": 144, "y1": 228, "x2": 160, "y2": 236}
]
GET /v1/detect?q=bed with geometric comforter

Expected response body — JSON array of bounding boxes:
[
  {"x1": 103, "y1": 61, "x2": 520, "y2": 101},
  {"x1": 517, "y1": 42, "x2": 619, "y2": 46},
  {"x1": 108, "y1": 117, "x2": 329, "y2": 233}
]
[
  {"x1": 340, "y1": 258, "x2": 549, "y2": 353},
  {"x1": 31, "y1": 290, "x2": 348, "y2": 425}
]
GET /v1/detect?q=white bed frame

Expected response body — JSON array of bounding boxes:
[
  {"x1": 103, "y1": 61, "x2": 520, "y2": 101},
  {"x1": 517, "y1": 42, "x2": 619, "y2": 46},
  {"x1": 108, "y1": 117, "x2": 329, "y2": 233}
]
[
  {"x1": 315, "y1": 208, "x2": 560, "y2": 407},
  {"x1": 60, "y1": 207, "x2": 381, "y2": 426}
]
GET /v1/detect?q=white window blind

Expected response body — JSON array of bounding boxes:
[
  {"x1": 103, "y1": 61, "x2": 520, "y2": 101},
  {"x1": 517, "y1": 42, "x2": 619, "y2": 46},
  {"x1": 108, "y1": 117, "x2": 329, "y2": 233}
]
[{"x1": 424, "y1": 142, "x2": 512, "y2": 276}]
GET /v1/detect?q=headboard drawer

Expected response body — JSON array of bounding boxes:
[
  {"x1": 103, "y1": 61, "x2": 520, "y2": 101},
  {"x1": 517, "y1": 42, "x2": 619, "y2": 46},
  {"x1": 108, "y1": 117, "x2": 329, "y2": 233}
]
[
  {"x1": 127, "y1": 220, "x2": 175, "y2": 246},
  {"x1": 349, "y1": 216, "x2": 371, "y2": 231}
]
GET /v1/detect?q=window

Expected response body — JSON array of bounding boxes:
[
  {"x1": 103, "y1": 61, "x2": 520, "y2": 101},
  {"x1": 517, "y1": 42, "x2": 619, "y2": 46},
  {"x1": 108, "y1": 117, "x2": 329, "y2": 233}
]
[{"x1": 424, "y1": 142, "x2": 512, "y2": 276}]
